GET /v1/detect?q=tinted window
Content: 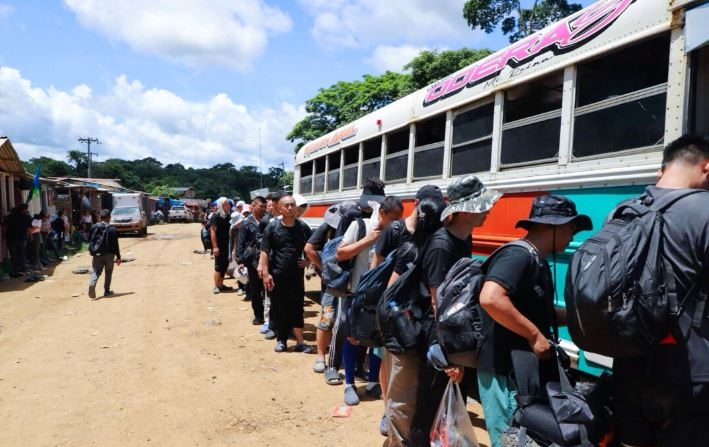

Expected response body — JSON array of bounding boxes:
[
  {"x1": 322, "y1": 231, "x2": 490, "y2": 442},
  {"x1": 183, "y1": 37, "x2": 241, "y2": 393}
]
[{"x1": 451, "y1": 140, "x2": 492, "y2": 175}]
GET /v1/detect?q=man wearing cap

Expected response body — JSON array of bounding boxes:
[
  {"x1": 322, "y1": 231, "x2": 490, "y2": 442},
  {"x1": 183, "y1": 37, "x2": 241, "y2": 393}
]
[
  {"x1": 471, "y1": 194, "x2": 591, "y2": 447},
  {"x1": 237, "y1": 196, "x2": 268, "y2": 326},
  {"x1": 304, "y1": 200, "x2": 358, "y2": 379},
  {"x1": 408, "y1": 175, "x2": 501, "y2": 447},
  {"x1": 88, "y1": 209, "x2": 122, "y2": 300}
]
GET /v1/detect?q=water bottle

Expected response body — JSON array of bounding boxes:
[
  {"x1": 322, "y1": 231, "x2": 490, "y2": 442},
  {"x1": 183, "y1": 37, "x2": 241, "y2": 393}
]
[{"x1": 390, "y1": 302, "x2": 418, "y2": 348}]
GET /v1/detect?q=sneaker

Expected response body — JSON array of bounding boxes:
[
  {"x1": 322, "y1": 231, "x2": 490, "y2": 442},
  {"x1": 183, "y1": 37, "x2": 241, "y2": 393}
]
[
  {"x1": 219, "y1": 285, "x2": 233, "y2": 291},
  {"x1": 379, "y1": 415, "x2": 388, "y2": 436},
  {"x1": 259, "y1": 323, "x2": 269, "y2": 334},
  {"x1": 274, "y1": 341, "x2": 287, "y2": 353},
  {"x1": 344, "y1": 385, "x2": 360, "y2": 406},
  {"x1": 62, "y1": 256, "x2": 68, "y2": 261},
  {"x1": 236, "y1": 289, "x2": 245, "y2": 296},
  {"x1": 313, "y1": 359, "x2": 326, "y2": 373},
  {"x1": 294, "y1": 343, "x2": 312, "y2": 353},
  {"x1": 264, "y1": 330, "x2": 276, "y2": 340},
  {"x1": 88, "y1": 285, "x2": 97, "y2": 299},
  {"x1": 103, "y1": 290, "x2": 114, "y2": 297},
  {"x1": 212, "y1": 287, "x2": 220, "y2": 294},
  {"x1": 252, "y1": 318, "x2": 264, "y2": 326},
  {"x1": 365, "y1": 383, "x2": 382, "y2": 399}
]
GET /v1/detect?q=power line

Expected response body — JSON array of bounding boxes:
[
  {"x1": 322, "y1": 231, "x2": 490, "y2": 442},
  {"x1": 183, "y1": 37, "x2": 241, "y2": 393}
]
[{"x1": 78, "y1": 137, "x2": 100, "y2": 178}]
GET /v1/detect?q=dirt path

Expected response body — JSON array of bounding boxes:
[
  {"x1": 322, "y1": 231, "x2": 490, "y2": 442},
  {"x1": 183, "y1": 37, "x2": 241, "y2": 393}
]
[{"x1": 0, "y1": 222, "x2": 490, "y2": 446}]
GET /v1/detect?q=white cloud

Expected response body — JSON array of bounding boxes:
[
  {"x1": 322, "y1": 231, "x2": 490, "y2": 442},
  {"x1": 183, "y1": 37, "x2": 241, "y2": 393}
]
[
  {"x1": 367, "y1": 44, "x2": 429, "y2": 72},
  {"x1": 62, "y1": 0, "x2": 292, "y2": 71},
  {"x1": 0, "y1": 4, "x2": 14, "y2": 21},
  {"x1": 0, "y1": 67, "x2": 306, "y2": 170},
  {"x1": 298, "y1": 0, "x2": 473, "y2": 50}
]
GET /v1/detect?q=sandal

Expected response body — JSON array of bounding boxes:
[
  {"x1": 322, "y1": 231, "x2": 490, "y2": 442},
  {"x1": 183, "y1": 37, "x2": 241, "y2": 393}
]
[
  {"x1": 313, "y1": 359, "x2": 326, "y2": 374},
  {"x1": 324, "y1": 367, "x2": 343, "y2": 386}
]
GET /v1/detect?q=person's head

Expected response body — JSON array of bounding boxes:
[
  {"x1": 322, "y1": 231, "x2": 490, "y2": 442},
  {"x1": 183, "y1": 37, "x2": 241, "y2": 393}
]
[
  {"x1": 414, "y1": 196, "x2": 447, "y2": 238},
  {"x1": 378, "y1": 196, "x2": 404, "y2": 228},
  {"x1": 659, "y1": 135, "x2": 709, "y2": 189},
  {"x1": 515, "y1": 194, "x2": 592, "y2": 253},
  {"x1": 292, "y1": 194, "x2": 309, "y2": 218},
  {"x1": 215, "y1": 197, "x2": 230, "y2": 217},
  {"x1": 269, "y1": 191, "x2": 285, "y2": 217},
  {"x1": 323, "y1": 200, "x2": 358, "y2": 229},
  {"x1": 266, "y1": 199, "x2": 274, "y2": 214},
  {"x1": 359, "y1": 177, "x2": 386, "y2": 212},
  {"x1": 39, "y1": 210, "x2": 48, "y2": 219},
  {"x1": 236, "y1": 200, "x2": 245, "y2": 211},
  {"x1": 441, "y1": 175, "x2": 501, "y2": 229},
  {"x1": 99, "y1": 208, "x2": 111, "y2": 222},
  {"x1": 414, "y1": 185, "x2": 444, "y2": 206},
  {"x1": 278, "y1": 193, "x2": 297, "y2": 219},
  {"x1": 58, "y1": 209, "x2": 65, "y2": 217},
  {"x1": 251, "y1": 196, "x2": 267, "y2": 219}
]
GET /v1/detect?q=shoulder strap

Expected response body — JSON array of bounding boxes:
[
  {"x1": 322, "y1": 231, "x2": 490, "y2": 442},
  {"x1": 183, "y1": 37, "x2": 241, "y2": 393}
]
[
  {"x1": 356, "y1": 218, "x2": 366, "y2": 241},
  {"x1": 647, "y1": 188, "x2": 705, "y2": 213}
]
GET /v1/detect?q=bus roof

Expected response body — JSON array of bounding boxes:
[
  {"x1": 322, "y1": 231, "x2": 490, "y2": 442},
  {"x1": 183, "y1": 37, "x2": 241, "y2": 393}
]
[{"x1": 295, "y1": 0, "x2": 670, "y2": 164}]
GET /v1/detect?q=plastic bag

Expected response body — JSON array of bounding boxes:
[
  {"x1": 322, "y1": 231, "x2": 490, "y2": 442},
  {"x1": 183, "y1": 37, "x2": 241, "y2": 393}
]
[{"x1": 430, "y1": 379, "x2": 479, "y2": 447}]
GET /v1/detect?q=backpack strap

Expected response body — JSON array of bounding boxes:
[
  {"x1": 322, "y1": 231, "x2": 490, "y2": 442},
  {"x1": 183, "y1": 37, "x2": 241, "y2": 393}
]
[{"x1": 356, "y1": 217, "x2": 366, "y2": 241}]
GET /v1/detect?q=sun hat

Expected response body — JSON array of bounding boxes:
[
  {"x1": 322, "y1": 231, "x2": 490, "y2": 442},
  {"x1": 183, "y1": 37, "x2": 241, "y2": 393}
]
[
  {"x1": 323, "y1": 200, "x2": 358, "y2": 229},
  {"x1": 236, "y1": 200, "x2": 246, "y2": 208},
  {"x1": 236, "y1": 266, "x2": 249, "y2": 285},
  {"x1": 241, "y1": 204, "x2": 251, "y2": 215},
  {"x1": 415, "y1": 184, "x2": 444, "y2": 202},
  {"x1": 440, "y1": 175, "x2": 502, "y2": 221},
  {"x1": 359, "y1": 178, "x2": 386, "y2": 209},
  {"x1": 515, "y1": 194, "x2": 592, "y2": 233},
  {"x1": 293, "y1": 193, "x2": 309, "y2": 211},
  {"x1": 230, "y1": 211, "x2": 243, "y2": 226}
]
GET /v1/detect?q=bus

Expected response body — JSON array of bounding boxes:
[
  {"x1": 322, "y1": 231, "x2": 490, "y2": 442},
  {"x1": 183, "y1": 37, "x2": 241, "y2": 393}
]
[{"x1": 293, "y1": 0, "x2": 709, "y2": 375}]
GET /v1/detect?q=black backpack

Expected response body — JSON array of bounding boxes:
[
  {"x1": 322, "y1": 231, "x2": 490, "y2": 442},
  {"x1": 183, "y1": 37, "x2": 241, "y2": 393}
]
[
  {"x1": 51, "y1": 216, "x2": 65, "y2": 233},
  {"x1": 434, "y1": 240, "x2": 539, "y2": 368},
  {"x1": 321, "y1": 218, "x2": 366, "y2": 297},
  {"x1": 89, "y1": 222, "x2": 109, "y2": 255},
  {"x1": 565, "y1": 189, "x2": 704, "y2": 358},
  {"x1": 348, "y1": 250, "x2": 397, "y2": 347}
]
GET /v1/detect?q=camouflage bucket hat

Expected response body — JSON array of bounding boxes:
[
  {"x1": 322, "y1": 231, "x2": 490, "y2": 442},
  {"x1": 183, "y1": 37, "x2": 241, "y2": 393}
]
[{"x1": 440, "y1": 175, "x2": 501, "y2": 221}]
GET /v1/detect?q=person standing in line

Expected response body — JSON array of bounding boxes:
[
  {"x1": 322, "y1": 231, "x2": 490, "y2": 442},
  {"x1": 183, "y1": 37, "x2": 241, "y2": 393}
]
[
  {"x1": 88, "y1": 209, "x2": 122, "y2": 300},
  {"x1": 406, "y1": 175, "x2": 501, "y2": 447},
  {"x1": 6, "y1": 204, "x2": 32, "y2": 277},
  {"x1": 258, "y1": 193, "x2": 313, "y2": 352},
  {"x1": 210, "y1": 197, "x2": 233, "y2": 294},
  {"x1": 237, "y1": 196, "x2": 268, "y2": 326},
  {"x1": 611, "y1": 135, "x2": 709, "y2": 447}
]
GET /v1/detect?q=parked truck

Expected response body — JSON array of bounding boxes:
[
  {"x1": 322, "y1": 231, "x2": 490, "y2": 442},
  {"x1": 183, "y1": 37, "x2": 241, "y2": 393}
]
[{"x1": 111, "y1": 192, "x2": 149, "y2": 236}]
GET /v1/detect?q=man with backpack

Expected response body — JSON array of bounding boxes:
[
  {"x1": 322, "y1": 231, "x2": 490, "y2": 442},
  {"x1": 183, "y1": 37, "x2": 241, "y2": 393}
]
[
  {"x1": 237, "y1": 196, "x2": 267, "y2": 327},
  {"x1": 607, "y1": 135, "x2": 709, "y2": 447},
  {"x1": 470, "y1": 194, "x2": 591, "y2": 447},
  {"x1": 88, "y1": 209, "x2": 122, "y2": 300}
]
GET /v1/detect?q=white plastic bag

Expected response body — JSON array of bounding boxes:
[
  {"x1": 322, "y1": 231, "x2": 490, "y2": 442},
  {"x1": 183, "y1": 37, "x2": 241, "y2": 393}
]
[{"x1": 430, "y1": 379, "x2": 479, "y2": 447}]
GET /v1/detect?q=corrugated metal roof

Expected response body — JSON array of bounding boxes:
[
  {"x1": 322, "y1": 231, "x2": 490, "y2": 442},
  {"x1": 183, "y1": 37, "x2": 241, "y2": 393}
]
[{"x1": 0, "y1": 137, "x2": 30, "y2": 177}]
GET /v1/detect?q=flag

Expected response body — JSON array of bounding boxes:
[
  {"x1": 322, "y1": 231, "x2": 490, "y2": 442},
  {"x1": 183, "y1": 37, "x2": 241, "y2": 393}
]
[{"x1": 26, "y1": 166, "x2": 40, "y2": 204}]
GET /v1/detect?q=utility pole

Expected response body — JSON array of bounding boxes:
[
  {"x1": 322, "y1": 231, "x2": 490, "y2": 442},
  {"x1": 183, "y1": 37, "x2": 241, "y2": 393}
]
[
  {"x1": 78, "y1": 137, "x2": 100, "y2": 178},
  {"x1": 259, "y1": 128, "x2": 263, "y2": 189},
  {"x1": 280, "y1": 162, "x2": 286, "y2": 190}
]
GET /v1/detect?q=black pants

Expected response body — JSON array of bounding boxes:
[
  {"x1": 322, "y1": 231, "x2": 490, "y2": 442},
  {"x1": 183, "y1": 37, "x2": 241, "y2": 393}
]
[
  {"x1": 8, "y1": 239, "x2": 26, "y2": 274},
  {"x1": 247, "y1": 266, "x2": 264, "y2": 321},
  {"x1": 269, "y1": 274, "x2": 305, "y2": 343}
]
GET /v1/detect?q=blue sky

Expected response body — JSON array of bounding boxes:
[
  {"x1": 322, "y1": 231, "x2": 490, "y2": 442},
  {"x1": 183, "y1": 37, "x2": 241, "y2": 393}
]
[{"x1": 0, "y1": 0, "x2": 591, "y2": 171}]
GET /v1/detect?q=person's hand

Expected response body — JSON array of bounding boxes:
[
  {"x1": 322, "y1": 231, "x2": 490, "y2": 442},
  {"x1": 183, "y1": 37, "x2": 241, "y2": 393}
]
[
  {"x1": 365, "y1": 229, "x2": 380, "y2": 244},
  {"x1": 263, "y1": 274, "x2": 274, "y2": 291},
  {"x1": 237, "y1": 263, "x2": 244, "y2": 270},
  {"x1": 257, "y1": 264, "x2": 264, "y2": 278},
  {"x1": 297, "y1": 258, "x2": 309, "y2": 268},
  {"x1": 213, "y1": 247, "x2": 220, "y2": 256},
  {"x1": 528, "y1": 332, "x2": 551, "y2": 359},
  {"x1": 445, "y1": 366, "x2": 464, "y2": 383},
  {"x1": 115, "y1": 258, "x2": 122, "y2": 266},
  {"x1": 346, "y1": 336, "x2": 359, "y2": 345}
]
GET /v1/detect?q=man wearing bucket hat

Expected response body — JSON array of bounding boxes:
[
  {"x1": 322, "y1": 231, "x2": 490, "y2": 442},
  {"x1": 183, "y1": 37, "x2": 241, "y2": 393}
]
[
  {"x1": 468, "y1": 194, "x2": 592, "y2": 447},
  {"x1": 407, "y1": 175, "x2": 501, "y2": 446}
]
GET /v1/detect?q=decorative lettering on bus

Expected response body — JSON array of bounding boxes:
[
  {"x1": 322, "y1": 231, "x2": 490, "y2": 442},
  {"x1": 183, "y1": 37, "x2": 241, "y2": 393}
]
[
  {"x1": 301, "y1": 125, "x2": 359, "y2": 159},
  {"x1": 423, "y1": 0, "x2": 635, "y2": 107}
]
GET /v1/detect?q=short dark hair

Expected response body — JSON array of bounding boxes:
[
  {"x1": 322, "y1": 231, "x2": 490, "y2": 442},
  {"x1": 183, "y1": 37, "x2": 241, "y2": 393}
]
[
  {"x1": 380, "y1": 196, "x2": 403, "y2": 215},
  {"x1": 269, "y1": 191, "x2": 285, "y2": 203},
  {"x1": 662, "y1": 135, "x2": 709, "y2": 169},
  {"x1": 362, "y1": 177, "x2": 385, "y2": 192},
  {"x1": 252, "y1": 196, "x2": 266, "y2": 205}
]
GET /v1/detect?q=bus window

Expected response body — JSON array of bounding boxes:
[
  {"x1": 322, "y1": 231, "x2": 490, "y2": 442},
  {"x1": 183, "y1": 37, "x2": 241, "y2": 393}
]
[
  {"x1": 573, "y1": 34, "x2": 670, "y2": 157},
  {"x1": 342, "y1": 145, "x2": 358, "y2": 189},
  {"x1": 362, "y1": 137, "x2": 381, "y2": 182},
  {"x1": 413, "y1": 114, "x2": 445, "y2": 179},
  {"x1": 299, "y1": 161, "x2": 313, "y2": 195},
  {"x1": 501, "y1": 70, "x2": 563, "y2": 166},
  {"x1": 385, "y1": 128, "x2": 409, "y2": 182},
  {"x1": 451, "y1": 102, "x2": 494, "y2": 176},
  {"x1": 314, "y1": 157, "x2": 326, "y2": 194},
  {"x1": 327, "y1": 152, "x2": 341, "y2": 192}
]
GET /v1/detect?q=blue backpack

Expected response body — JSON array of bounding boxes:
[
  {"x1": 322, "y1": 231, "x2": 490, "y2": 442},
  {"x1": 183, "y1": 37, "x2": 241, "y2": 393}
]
[{"x1": 321, "y1": 218, "x2": 366, "y2": 297}]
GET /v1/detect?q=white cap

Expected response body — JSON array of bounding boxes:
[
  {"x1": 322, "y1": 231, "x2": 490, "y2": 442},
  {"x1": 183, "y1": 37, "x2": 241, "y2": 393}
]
[{"x1": 236, "y1": 200, "x2": 246, "y2": 208}]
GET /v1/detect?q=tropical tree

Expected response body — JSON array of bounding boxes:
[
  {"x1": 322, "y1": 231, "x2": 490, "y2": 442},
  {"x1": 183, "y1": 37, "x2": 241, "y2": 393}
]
[
  {"x1": 463, "y1": 0, "x2": 582, "y2": 43},
  {"x1": 405, "y1": 48, "x2": 493, "y2": 90}
]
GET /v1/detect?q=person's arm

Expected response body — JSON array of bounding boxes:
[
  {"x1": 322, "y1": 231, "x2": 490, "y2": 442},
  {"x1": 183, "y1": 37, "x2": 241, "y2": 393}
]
[
  {"x1": 210, "y1": 223, "x2": 219, "y2": 257},
  {"x1": 304, "y1": 242, "x2": 322, "y2": 271},
  {"x1": 259, "y1": 251, "x2": 273, "y2": 290},
  {"x1": 336, "y1": 228, "x2": 379, "y2": 261},
  {"x1": 370, "y1": 252, "x2": 385, "y2": 269},
  {"x1": 479, "y1": 281, "x2": 551, "y2": 359},
  {"x1": 110, "y1": 227, "x2": 121, "y2": 264},
  {"x1": 236, "y1": 223, "x2": 249, "y2": 265}
]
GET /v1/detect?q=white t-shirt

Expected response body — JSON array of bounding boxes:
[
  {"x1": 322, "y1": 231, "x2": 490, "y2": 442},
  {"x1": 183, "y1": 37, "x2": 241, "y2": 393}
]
[{"x1": 341, "y1": 217, "x2": 374, "y2": 291}]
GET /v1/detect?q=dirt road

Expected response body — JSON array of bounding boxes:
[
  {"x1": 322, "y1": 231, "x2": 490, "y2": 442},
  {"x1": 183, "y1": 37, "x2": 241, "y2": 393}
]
[{"x1": 0, "y1": 222, "x2": 490, "y2": 446}]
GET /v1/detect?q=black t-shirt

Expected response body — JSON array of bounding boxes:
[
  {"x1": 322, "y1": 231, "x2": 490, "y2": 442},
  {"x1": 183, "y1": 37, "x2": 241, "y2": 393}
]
[
  {"x1": 236, "y1": 215, "x2": 265, "y2": 264},
  {"x1": 422, "y1": 227, "x2": 472, "y2": 289},
  {"x1": 261, "y1": 219, "x2": 313, "y2": 278},
  {"x1": 377, "y1": 220, "x2": 411, "y2": 257},
  {"x1": 307, "y1": 222, "x2": 334, "y2": 250},
  {"x1": 208, "y1": 213, "x2": 231, "y2": 251},
  {"x1": 6, "y1": 211, "x2": 32, "y2": 241},
  {"x1": 477, "y1": 244, "x2": 554, "y2": 377}
]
